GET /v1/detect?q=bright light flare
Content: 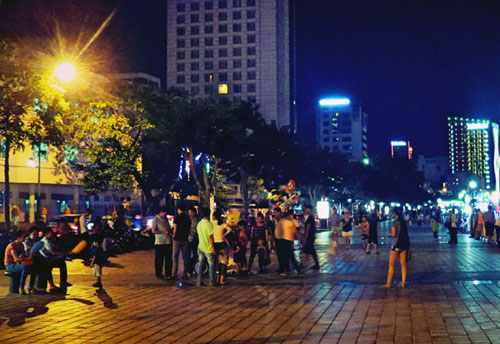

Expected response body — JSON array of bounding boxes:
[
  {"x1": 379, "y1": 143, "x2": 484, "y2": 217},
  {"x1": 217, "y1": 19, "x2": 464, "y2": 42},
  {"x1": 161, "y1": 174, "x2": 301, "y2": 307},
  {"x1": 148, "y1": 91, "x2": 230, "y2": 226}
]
[
  {"x1": 53, "y1": 62, "x2": 77, "y2": 83},
  {"x1": 319, "y1": 98, "x2": 350, "y2": 107}
]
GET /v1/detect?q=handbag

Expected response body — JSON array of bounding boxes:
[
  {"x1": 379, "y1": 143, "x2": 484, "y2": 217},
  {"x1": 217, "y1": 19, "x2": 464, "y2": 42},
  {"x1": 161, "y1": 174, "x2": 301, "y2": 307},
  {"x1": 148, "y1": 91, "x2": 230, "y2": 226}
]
[{"x1": 406, "y1": 249, "x2": 412, "y2": 262}]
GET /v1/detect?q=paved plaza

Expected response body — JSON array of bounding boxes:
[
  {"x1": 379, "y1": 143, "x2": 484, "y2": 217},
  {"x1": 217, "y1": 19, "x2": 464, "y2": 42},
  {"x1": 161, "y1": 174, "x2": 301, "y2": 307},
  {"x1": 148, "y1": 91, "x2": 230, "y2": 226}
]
[{"x1": 2, "y1": 223, "x2": 500, "y2": 343}]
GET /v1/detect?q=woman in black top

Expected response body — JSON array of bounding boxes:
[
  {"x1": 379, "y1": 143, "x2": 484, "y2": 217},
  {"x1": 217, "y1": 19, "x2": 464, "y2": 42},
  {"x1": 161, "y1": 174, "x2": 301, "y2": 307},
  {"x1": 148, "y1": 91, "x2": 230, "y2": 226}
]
[{"x1": 381, "y1": 207, "x2": 410, "y2": 289}]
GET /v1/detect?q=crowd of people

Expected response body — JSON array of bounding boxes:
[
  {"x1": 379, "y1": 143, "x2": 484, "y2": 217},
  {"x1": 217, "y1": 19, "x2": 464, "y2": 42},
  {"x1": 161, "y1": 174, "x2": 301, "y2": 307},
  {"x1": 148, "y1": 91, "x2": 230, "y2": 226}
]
[
  {"x1": 150, "y1": 204, "x2": 327, "y2": 286},
  {"x1": 3, "y1": 201, "x2": 418, "y2": 292},
  {"x1": 3, "y1": 209, "x2": 106, "y2": 295}
]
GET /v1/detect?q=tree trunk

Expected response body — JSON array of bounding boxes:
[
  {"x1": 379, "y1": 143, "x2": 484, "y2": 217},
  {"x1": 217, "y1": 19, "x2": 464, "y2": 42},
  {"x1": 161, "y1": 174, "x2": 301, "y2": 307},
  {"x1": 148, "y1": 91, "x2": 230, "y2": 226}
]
[
  {"x1": 187, "y1": 149, "x2": 210, "y2": 207},
  {"x1": 238, "y1": 167, "x2": 249, "y2": 220},
  {"x1": 4, "y1": 138, "x2": 11, "y2": 230}
]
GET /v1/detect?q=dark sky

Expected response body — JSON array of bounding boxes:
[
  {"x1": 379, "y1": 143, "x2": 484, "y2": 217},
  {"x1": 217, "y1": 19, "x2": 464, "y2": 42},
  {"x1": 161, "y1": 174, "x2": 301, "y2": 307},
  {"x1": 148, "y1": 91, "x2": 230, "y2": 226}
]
[{"x1": 3, "y1": 0, "x2": 500, "y2": 157}]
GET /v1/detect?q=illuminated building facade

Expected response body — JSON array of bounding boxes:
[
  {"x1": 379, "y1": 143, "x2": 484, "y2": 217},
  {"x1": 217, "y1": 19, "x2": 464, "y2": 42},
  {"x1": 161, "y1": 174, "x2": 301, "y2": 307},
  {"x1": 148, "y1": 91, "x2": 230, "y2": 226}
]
[
  {"x1": 447, "y1": 117, "x2": 500, "y2": 191},
  {"x1": 316, "y1": 98, "x2": 368, "y2": 162},
  {"x1": 166, "y1": 0, "x2": 296, "y2": 130}
]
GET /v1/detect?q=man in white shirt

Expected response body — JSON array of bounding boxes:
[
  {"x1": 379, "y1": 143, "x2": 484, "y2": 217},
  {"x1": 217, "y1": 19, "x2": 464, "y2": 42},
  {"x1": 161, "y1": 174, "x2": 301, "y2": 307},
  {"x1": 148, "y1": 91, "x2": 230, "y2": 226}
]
[
  {"x1": 152, "y1": 206, "x2": 172, "y2": 279},
  {"x1": 78, "y1": 208, "x2": 92, "y2": 265}
]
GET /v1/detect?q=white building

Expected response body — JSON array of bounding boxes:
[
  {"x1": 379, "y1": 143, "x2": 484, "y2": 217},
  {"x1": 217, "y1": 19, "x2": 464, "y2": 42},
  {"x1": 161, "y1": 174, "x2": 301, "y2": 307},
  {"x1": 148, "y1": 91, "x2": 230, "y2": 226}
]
[
  {"x1": 316, "y1": 98, "x2": 368, "y2": 162},
  {"x1": 166, "y1": 0, "x2": 295, "y2": 130}
]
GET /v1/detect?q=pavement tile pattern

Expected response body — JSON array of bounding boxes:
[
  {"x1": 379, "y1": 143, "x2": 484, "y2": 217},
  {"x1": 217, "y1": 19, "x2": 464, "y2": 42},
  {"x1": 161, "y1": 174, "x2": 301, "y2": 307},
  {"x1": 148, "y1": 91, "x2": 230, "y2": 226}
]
[{"x1": 1, "y1": 222, "x2": 500, "y2": 343}]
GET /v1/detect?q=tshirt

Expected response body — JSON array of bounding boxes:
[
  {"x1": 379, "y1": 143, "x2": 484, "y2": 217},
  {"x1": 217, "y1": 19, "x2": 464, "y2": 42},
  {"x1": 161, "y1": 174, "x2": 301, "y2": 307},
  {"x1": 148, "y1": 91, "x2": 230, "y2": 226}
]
[
  {"x1": 174, "y1": 212, "x2": 191, "y2": 242},
  {"x1": 340, "y1": 218, "x2": 352, "y2": 232},
  {"x1": 251, "y1": 224, "x2": 269, "y2": 242},
  {"x1": 152, "y1": 214, "x2": 172, "y2": 245},
  {"x1": 212, "y1": 221, "x2": 225, "y2": 243},
  {"x1": 197, "y1": 219, "x2": 214, "y2": 254},
  {"x1": 4, "y1": 241, "x2": 23, "y2": 266},
  {"x1": 39, "y1": 237, "x2": 55, "y2": 259},
  {"x1": 274, "y1": 218, "x2": 284, "y2": 239},
  {"x1": 282, "y1": 218, "x2": 296, "y2": 241},
  {"x1": 330, "y1": 213, "x2": 341, "y2": 228},
  {"x1": 90, "y1": 245, "x2": 106, "y2": 266}
]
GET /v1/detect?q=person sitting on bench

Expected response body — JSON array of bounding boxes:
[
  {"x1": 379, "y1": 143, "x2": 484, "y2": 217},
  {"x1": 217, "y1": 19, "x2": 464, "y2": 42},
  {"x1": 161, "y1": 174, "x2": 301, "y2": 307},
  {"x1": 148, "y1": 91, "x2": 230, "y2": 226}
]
[
  {"x1": 38, "y1": 228, "x2": 71, "y2": 294},
  {"x1": 4, "y1": 231, "x2": 30, "y2": 294}
]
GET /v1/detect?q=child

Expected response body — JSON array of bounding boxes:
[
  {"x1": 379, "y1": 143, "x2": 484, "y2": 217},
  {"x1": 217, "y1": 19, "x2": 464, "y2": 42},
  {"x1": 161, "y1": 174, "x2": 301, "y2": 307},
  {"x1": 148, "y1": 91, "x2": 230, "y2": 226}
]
[
  {"x1": 359, "y1": 216, "x2": 370, "y2": 249},
  {"x1": 218, "y1": 248, "x2": 228, "y2": 285},
  {"x1": 432, "y1": 217, "x2": 440, "y2": 239},
  {"x1": 234, "y1": 221, "x2": 248, "y2": 274},
  {"x1": 90, "y1": 236, "x2": 106, "y2": 289}
]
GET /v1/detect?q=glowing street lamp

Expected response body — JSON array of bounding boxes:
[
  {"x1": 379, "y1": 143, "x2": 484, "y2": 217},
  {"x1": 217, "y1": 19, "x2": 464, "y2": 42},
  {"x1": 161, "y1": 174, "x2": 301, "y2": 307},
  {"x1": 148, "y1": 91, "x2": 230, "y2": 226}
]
[
  {"x1": 53, "y1": 62, "x2": 77, "y2": 83},
  {"x1": 469, "y1": 180, "x2": 478, "y2": 189}
]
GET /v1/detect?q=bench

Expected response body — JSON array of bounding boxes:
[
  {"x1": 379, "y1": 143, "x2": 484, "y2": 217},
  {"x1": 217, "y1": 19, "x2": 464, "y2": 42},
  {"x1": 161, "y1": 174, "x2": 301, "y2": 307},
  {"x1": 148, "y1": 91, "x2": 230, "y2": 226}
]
[{"x1": 4, "y1": 270, "x2": 21, "y2": 294}]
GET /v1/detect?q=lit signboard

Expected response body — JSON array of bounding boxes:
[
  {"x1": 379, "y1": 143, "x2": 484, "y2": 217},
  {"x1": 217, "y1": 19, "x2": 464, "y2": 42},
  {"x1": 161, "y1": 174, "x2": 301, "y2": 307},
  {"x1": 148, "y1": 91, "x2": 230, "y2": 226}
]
[
  {"x1": 316, "y1": 201, "x2": 330, "y2": 219},
  {"x1": 319, "y1": 98, "x2": 350, "y2": 107},
  {"x1": 391, "y1": 141, "x2": 407, "y2": 147},
  {"x1": 467, "y1": 123, "x2": 489, "y2": 130}
]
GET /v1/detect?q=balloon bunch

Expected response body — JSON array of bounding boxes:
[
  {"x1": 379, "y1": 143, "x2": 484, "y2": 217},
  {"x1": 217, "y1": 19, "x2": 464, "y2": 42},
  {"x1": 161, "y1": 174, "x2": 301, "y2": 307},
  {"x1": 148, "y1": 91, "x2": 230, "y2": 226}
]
[{"x1": 267, "y1": 179, "x2": 300, "y2": 211}]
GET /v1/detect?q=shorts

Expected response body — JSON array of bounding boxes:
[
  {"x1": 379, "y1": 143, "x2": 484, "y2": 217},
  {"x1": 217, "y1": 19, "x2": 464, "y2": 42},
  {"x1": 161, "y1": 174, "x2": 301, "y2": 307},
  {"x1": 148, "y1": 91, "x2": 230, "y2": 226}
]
[
  {"x1": 342, "y1": 231, "x2": 352, "y2": 238},
  {"x1": 361, "y1": 234, "x2": 368, "y2": 240},
  {"x1": 214, "y1": 242, "x2": 227, "y2": 252},
  {"x1": 485, "y1": 223, "x2": 494, "y2": 236},
  {"x1": 368, "y1": 235, "x2": 378, "y2": 244},
  {"x1": 390, "y1": 245, "x2": 408, "y2": 252},
  {"x1": 93, "y1": 265, "x2": 102, "y2": 277}
]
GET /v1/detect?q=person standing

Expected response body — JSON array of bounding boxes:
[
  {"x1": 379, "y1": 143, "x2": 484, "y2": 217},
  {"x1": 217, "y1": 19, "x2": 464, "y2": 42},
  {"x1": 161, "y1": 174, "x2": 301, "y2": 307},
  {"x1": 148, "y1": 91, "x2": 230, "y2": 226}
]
[
  {"x1": 172, "y1": 204, "x2": 192, "y2": 280},
  {"x1": 483, "y1": 205, "x2": 496, "y2": 244},
  {"x1": 272, "y1": 207, "x2": 286, "y2": 274},
  {"x1": 302, "y1": 205, "x2": 319, "y2": 269},
  {"x1": 280, "y1": 210, "x2": 301, "y2": 276},
  {"x1": 197, "y1": 208, "x2": 216, "y2": 286},
  {"x1": 187, "y1": 207, "x2": 200, "y2": 276},
  {"x1": 366, "y1": 214, "x2": 380, "y2": 254},
  {"x1": 476, "y1": 210, "x2": 485, "y2": 240},
  {"x1": 78, "y1": 208, "x2": 92, "y2": 264},
  {"x1": 359, "y1": 215, "x2": 370, "y2": 249},
  {"x1": 469, "y1": 209, "x2": 478, "y2": 238},
  {"x1": 248, "y1": 213, "x2": 271, "y2": 273},
  {"x1": 446, "y1": 210, "x2": 458, "y2": 244},
  {"x1": 380, "y1": 208, "x2": 410, "y2": 289},
  {"x1": 152, "y1": 206, "x2": 172, "y2": 280},
  {"x1": 340, "y1": 211, "x2": 353, "y2": 246}
]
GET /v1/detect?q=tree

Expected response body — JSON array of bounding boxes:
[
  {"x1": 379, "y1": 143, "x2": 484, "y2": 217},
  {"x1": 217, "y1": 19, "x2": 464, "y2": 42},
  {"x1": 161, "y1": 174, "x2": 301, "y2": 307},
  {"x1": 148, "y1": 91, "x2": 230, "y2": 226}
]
[{"x1": 0, "y1": 40, "x2": 31, "y2": 229}]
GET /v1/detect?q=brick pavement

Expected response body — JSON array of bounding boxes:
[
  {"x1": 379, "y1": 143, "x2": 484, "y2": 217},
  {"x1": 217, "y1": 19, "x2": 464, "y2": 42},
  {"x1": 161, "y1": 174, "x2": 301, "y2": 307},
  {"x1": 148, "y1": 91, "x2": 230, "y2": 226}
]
[{"x1": 1, "y1": 223, "x2": 500, "y2": 343}]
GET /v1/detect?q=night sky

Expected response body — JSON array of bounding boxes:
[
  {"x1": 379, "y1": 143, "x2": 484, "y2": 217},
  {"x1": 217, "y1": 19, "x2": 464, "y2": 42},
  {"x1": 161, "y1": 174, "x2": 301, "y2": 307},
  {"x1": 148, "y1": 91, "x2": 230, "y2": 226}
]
[{"x1": 3, "y1": 0, "x2": 500, "y2": 157}]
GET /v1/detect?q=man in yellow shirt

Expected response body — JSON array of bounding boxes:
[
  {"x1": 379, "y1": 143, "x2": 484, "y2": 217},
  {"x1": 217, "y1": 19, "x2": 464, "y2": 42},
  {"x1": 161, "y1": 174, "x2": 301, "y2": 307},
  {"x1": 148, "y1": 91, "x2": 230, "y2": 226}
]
[{"x1": 280, "y1": 210, "x2": 301, "y2": 276}]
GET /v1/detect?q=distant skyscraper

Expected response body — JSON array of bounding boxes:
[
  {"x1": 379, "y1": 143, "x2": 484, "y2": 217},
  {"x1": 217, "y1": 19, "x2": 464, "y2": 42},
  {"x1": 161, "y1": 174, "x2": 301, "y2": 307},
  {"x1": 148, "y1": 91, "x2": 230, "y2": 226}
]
[
  {"x1": 447, "y1": 117, "x2": 500, "y2": 191},
  {"x1": 316, "y1": 98, "x2": 368, "y2": 162},
  {"x1": 166, "y1": 0, "x2": 295, "y2": 130},
  {"x1": 390, "y1": 140, "x2": 413, "y2": 159}
]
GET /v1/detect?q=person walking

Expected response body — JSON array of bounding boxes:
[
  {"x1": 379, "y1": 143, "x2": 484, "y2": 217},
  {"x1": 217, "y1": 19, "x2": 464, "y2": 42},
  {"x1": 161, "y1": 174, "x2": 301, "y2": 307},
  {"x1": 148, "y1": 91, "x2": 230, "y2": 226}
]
[
  {"x1": 329, "y1": 208, "x2": 341, "y2": 255},
  {"x1": 366, "y1": 214, "x2": 380, "y2": 254},
  {"x1": 340, "y1": 211, "x2": 353, "y2": 246},
  {"x1": 469, "y1": 209, "x2": 478, "y2": 238},
  {"x1": 152, "y1": 206, "x2": 172, "y2": 280},
  {"x1": 172, "y1": 204, "x2": 191, "y2": 280},
  {"x1": 197, "y1": 208, "x2": 216, "y2": 286},
  {"x1": 78, "y1": 208, "x2": 92, "y2": 265},
  {"x1": 302, "y1": 205, "x2": 319, "y2": 269},
  {"x1": 380, "y1": 208, "x2": 410, "y2": 289},
  {"x1": 483, "y1": 205, "x2": 496, "y2": 244}
]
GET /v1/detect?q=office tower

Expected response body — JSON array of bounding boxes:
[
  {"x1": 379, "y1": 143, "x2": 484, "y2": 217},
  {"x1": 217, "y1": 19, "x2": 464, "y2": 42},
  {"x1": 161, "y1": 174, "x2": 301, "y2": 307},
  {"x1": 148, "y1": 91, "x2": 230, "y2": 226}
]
[
  {"x1": 316, "y1": 98, "x2": 368, "y2": 162},
  {"x1": 166, "y1": 0, "x2": 294, "y2": 129},
  {"x1": 447, "y1": 117, "x2": 500, "y2": 191}
]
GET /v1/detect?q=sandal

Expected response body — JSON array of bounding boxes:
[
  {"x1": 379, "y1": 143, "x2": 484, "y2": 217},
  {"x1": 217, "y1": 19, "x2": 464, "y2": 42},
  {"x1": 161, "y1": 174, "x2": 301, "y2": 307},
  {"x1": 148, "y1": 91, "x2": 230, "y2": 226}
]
[
  {"x1": 397, "y1": 284, "x2": 406, "y2": 289},
  {"x1": 379, "y1": 284, "x2": 391, "y2": 289}
]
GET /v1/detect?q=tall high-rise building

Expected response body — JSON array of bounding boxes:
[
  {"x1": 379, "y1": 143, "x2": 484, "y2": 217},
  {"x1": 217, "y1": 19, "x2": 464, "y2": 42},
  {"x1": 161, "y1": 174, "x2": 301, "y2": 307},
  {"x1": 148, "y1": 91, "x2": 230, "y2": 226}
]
[
  {"x1": 166, "y1": 0, "x2": 294, "y2": 130},
  {"x1": 447, "y1": 117, "x2": 500, "y2": 191},
  {"x1": 316, "y1": 98, "x2": 368, "y2": 162}
]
